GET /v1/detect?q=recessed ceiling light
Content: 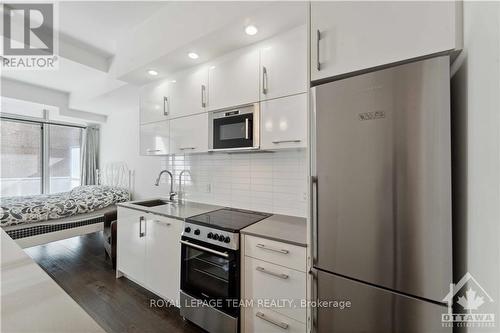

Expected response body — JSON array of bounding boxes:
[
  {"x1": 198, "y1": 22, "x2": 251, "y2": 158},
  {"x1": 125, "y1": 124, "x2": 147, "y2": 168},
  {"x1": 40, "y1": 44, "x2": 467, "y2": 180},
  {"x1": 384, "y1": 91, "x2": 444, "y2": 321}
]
[
  {"x1": 245, "y1": 25, "x2": 258, "y2": 36},
  {"x1": 148, "y1": 69, "x2": 158, "y2": 76},
  {"x1": 188, "y1": 52, "x2": 199, "y2": 59},
  {"x1": 171, "y1": 80, "x2": 177, "y2": 83}
]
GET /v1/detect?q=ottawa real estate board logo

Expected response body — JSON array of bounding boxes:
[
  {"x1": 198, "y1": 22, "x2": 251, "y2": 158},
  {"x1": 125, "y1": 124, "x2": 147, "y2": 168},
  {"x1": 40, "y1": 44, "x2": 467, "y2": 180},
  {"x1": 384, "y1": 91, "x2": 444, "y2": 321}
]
[
  {"x1": 1, "y1": 3, "x2": 58, "y2": 69},
  {"x1": 442, "y1": 272, "x2": 495, "y2": 328}
]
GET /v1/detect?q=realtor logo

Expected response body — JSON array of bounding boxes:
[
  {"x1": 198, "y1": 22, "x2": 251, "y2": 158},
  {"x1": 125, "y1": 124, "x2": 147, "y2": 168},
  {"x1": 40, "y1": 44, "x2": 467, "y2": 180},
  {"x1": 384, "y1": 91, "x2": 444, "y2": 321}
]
[
  {"x1": 1, "y1": 3, "x2": 58, "y2": 69},
  {"x1": 442, "y1": 272, "x2": 495, "y2": 328}
]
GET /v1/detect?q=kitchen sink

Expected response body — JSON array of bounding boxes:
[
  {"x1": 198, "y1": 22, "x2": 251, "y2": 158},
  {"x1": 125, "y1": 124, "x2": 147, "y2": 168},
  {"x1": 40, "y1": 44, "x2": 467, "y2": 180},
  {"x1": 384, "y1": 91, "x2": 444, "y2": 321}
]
[{"x1": 132, "y1": 199, "x2": 173, "y2": 207}]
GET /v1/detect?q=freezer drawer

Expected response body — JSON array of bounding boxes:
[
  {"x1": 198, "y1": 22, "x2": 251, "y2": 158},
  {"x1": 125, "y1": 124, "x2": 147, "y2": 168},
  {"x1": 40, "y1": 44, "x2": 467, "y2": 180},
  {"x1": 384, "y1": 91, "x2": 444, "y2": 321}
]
[
  {"x1": 314, "y1": 270, "x2": 450, "y2": 333},
  {"x1": 312, "y1": 56, "x2": 452, "y2": 303}
]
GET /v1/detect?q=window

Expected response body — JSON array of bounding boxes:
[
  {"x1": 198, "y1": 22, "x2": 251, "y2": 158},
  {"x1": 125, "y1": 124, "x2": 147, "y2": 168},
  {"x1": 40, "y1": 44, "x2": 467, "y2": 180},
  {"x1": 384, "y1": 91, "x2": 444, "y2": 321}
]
[
  {"x1": 0, "y1": 119, "x2": 83, "y2": 197},
  {"x1": 0, "y1": 120, "x2": 43, "y2": 196},
  {"x1": 49, "y1": 125, "x2": 82, "y2": 193}
]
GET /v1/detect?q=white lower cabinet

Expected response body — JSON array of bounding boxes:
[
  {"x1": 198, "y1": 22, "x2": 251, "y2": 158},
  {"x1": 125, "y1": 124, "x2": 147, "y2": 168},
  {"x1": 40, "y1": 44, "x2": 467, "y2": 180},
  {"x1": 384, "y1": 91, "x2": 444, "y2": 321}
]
[
  {"x1": 243, "y1": 235, "x2": 308, "y2": 333},
  {"x1": 117, "y1": 207, "x2": 146, "y2": 283},
  {"x1": 245, "y1": 257, "x2": 307, "y2": 322},
  {"x1": 117, "y1": 207, "x2": 182, "y2": 305},
  {"x1": 260, "y1": 93, "x2": 308, "y2": 150},
  {"x1": 245, "y1": 307, "x2": 307, "y2": 333},
  {"x1": 145, "y1": 214, "x2": 183, "y2": 305},
  {"x1": 169, "y1": 113, "x2": 208, "y2": 154}
]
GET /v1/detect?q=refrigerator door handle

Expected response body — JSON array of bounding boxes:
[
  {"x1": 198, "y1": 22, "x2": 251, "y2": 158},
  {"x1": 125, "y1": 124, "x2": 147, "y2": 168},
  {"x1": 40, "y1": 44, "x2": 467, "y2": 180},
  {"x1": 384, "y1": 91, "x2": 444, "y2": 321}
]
[
  {"x1": 309, "y1": 268, "x2": 318, "y2": 333},
  {"x1": 311, "y1": 175, "x2": 318, "y2": 265}
]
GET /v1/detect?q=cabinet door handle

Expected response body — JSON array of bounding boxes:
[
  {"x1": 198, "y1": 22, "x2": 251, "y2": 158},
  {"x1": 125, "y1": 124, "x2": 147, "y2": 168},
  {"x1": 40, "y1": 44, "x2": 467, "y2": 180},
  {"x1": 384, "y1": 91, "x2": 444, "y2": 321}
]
[
  {"x1": 256, "y1": 312, "x2": 289, "y2": 330},
  {"x1": 256, "y1": 243, "x2": 289, "y2": 254},
  {"x1": 272, "y1": 140, "x2": 301, "y2": 144},
  {"x1": 179, "y1": 147, "x2": 196, "y2": 151},
  {"x1": 316, "y1": 29, "x2": 321, "y2": 71},
  {"x1": 201, "y1": 85, "x2": 207, "y2": 108},
  {"x1": 163, "y1": 96, "x2": 169, "y2": 116},
  {"x1": 256, "y1": 266, "x2": 289, "y2": 279},
  {"x1": 146, "y1": 149, "x2": 161, "y2": 153},
  {"x1": 154, "y1": 219, "x2": 171, "y2": 226},
  {"x1": 262, "y1": 66, "x2": 268, "y2": 95},
  {"x1": 139, "y1": 216, "x2": 145, "y2": 237}
]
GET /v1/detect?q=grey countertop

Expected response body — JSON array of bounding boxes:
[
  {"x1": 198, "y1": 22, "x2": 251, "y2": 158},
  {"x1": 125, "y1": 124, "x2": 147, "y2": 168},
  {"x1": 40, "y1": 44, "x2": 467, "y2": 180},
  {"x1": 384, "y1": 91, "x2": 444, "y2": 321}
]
[
  {"x1": 117, "y1": 199, "x2": 222, "y2": 221},
  {"x1": 118, "y1": 199, "x2": 307, "y2": 247},
  {"x1": 241, "y1": 214, "x2": 307, "y2": 247}
]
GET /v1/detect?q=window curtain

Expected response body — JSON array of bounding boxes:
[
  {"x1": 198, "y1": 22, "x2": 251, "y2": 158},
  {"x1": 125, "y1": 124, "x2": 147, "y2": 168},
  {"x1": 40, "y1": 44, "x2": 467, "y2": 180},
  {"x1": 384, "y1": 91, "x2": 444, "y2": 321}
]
[{"x1": 81, "y1": 126, "x2": 99, "y2": 185}]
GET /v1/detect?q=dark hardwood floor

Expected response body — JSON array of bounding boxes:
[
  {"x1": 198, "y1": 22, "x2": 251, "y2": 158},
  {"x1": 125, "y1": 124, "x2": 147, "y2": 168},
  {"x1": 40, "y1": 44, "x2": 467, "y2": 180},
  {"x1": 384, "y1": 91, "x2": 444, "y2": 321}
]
[{"x1": 25, "y1": 231, "x2": 205, "y2": 333}]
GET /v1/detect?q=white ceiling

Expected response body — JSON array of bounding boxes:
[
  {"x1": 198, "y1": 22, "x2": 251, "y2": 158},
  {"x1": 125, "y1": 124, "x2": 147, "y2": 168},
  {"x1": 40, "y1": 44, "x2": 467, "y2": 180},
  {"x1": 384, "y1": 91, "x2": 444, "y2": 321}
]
[
  {"x1": 2, "y1": 1, "x2": 307, "y2": 117},
  {"x1": 59, "y1": 1, "x2": 168, "y2": 56}
]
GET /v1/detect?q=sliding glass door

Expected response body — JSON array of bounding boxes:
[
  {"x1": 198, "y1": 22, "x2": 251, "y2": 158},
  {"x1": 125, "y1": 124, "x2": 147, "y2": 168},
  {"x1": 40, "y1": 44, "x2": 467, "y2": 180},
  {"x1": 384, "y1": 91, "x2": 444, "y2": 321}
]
[
  {"x1": 0, "y1": 119, "x2": 43, "y2": 196},
  {"x1": 48, "y1": 125, "x2": 82, "y2": 193}
]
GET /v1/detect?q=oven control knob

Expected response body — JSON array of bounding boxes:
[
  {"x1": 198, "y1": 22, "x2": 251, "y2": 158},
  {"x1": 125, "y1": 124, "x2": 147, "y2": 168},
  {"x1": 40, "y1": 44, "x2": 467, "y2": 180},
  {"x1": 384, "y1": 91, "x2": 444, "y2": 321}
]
[
  {"x1": 213, "y1": 233, "x2": 219, "y2": 240},
  {"x1": 194, "y1": 229, "x2": 200, "y2": 235},
  {"x1": 184, "y1": 227, "x2": 191, "y2": 233},
  {"x1": 224, "y1": 236, "x2": 231, "y2": 243},
  {"x1": 207, "y1": 232, "x2": 213, "y2": 239}
]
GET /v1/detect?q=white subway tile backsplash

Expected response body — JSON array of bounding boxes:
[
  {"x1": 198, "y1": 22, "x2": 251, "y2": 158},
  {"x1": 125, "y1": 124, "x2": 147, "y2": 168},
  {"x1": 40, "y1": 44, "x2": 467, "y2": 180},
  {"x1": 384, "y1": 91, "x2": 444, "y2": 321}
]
[{"x1": 162, "y1": 149, "x2": 308, "y2": 217}]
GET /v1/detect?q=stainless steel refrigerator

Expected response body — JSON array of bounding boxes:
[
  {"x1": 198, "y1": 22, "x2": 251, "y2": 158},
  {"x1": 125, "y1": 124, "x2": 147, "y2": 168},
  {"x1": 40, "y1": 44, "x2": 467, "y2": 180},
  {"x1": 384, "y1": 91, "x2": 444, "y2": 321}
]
[{"x1": 311, "y1": 56, "x2": 452, "y2": 333}]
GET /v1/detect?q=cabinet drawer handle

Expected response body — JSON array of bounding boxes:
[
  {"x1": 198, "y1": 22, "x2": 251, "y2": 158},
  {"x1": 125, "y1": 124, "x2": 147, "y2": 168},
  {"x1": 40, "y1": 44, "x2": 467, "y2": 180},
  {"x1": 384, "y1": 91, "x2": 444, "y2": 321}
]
[
  {"x1": 256, "y1": 311, "x2": 289, "y2": 330},
  {"x1": 163, "y1": 96, "x2": 169, "y2": 116},
  {"x1": 179, "y1": 147, "x2": 196, "y2": 151},
  {"x1": 146, "y1": 149, "x2": 161, "y2": 153},
  {"x1": 262, "y1": 66, "x2": 268, "y2": 95},
  {"x1": 256, "y1": 266, "x2": 289, "y2": 279},
  {"x1": 316, "y1": 29, "x2": 321, "y2": 71},
  {"x1": 139, "y1": 216, "x2": 146, "y2": 237},
  {"x1": 256, "y1": 243, "x2": 289, "y2": 254},
  {"x1": 201, "y1": 85, "x2": 207, "y2": 108},
  {"x1": 272, "y1": 140, "x2": 301, "y2": 144},
  {"x1": 154, "y1": 220, "x2": 171, "y2": 226}
]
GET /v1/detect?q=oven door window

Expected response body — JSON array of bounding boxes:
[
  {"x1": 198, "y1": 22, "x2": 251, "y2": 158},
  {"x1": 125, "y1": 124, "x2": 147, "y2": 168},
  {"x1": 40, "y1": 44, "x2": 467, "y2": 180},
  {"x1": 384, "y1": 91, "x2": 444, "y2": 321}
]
[
  {"x1": 213, "y1": 113, "x2": 253, "y2": 149},
  {"x1": 181, "y1": 240, "x2": 239, "y2": 315}
]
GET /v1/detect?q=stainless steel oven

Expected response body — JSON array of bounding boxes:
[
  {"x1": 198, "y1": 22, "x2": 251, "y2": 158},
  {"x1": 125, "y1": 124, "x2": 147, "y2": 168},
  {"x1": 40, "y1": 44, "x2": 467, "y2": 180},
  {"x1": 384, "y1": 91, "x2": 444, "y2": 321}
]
[
  {"x1": 180, "y1": 236, "x2": 240, "y2": 333},
  {"x1": 209, "y1": 103, "x2": 260, "y2": 151}
]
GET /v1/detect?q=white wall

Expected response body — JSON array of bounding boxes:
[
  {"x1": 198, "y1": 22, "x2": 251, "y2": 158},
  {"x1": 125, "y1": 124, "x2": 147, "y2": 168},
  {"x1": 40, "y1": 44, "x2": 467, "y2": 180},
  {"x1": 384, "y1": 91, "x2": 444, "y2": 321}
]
[
  {"x1": 98, "y1": 85, "x2": 165, "y2": 200},
  {"x1": 451, "y1": 1, "x2": 500, "y2": 330},
  {"x1": 163, "y1": 150, "x2": 308, "y2": 217}
]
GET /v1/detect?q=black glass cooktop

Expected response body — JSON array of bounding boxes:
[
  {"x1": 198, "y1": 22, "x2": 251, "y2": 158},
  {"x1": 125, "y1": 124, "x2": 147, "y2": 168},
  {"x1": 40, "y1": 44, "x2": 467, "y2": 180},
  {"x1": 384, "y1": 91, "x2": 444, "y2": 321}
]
[{"x1": 186, "y1": 208, "x2": 271, "y2": 233}]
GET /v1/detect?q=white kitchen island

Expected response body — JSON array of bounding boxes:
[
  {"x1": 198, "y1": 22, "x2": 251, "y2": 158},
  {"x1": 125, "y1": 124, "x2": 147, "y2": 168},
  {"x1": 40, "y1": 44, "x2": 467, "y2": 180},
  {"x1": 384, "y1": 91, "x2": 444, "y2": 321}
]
[{"x1": 1, "y1": 229, "x2": 104, "y2": 333}]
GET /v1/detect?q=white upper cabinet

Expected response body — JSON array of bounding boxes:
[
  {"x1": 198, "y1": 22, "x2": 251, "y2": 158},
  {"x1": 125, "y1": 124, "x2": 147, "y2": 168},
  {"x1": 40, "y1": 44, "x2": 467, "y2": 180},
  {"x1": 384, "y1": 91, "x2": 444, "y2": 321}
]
[
  {"x1": 311, "y1": 1, "x2": 462, "y2": 81},
  {"x1": 169, "y1": 113, "x2": 208, "y2": 154},
  {"x1": 139, "y1": 120, "x2": 170, "y2": 155},
  {"x1": 168, "y1": 66, "x2": 209, "y2": 117},
  {"x1": 261, "y1": 93, "x2": 307, "y2": 150},
  {"x1": 140, "y1": 79, "x2": 170, "y2": 124},
  {"x1": 260, "y1": 25, "x2": 308, "y2": 100},
  {"x1": 208, "y1": 47, "x2": 260, "y2": 111}
]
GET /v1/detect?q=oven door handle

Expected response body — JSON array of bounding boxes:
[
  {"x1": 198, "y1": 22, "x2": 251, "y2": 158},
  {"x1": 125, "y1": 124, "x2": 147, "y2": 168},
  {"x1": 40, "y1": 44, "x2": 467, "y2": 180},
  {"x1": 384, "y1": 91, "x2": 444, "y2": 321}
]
[{"x1": 180, "y1": 240, "x2": 229, "y2": 258}]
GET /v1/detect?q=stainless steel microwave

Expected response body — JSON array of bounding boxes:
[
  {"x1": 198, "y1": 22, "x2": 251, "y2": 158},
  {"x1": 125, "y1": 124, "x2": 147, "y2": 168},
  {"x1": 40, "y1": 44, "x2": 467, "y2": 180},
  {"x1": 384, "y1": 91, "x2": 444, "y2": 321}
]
[{"x1": 208, "y1": 103, "x2": 260, "y2": 151}]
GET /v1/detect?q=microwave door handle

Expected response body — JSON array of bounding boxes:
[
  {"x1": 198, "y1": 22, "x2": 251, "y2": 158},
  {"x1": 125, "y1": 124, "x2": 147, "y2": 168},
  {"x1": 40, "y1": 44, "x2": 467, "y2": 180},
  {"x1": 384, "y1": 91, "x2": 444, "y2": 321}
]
[{"x1": 245, "y1": 118, "x2": 249, "y2": 139}]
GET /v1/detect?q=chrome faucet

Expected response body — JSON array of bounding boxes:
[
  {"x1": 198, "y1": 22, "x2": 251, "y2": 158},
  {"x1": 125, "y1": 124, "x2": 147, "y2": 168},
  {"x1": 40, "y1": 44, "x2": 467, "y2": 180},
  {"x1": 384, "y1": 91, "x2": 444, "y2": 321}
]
[
  {"x1": 177, "y1": 169, "x2": 191, "y2": 202},
  {"x1": 154, "y1": 170, "x2": 177, "y2": 201}
]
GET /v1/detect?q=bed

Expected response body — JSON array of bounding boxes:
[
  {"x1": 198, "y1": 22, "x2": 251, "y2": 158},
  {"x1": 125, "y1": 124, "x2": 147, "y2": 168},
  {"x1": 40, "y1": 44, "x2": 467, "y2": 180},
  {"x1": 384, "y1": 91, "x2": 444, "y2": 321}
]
[{"x1": 0, "y1": 163, "x2": 133, "y2": 248}]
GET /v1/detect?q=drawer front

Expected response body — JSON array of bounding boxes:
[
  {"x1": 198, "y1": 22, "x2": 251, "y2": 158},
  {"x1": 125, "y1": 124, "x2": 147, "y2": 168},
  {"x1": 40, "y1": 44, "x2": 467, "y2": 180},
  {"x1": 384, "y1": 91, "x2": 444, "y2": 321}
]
[
  {"x1": 245, "y1": 307, "x2": 307, "y2": 333},
  {"x1": 245, "y1": 257, "x2": 307, "y2": 323},
  {"x1": 244, "y1": 235, "x2": 306, "y2": 272}
]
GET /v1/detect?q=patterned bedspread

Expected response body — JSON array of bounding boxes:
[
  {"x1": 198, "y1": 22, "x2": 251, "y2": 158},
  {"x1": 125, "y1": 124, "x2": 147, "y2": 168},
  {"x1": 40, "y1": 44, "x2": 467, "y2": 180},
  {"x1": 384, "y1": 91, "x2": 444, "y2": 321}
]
[{"x1": 0, "y1": 185, "x2": 130, "y2": 227}]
